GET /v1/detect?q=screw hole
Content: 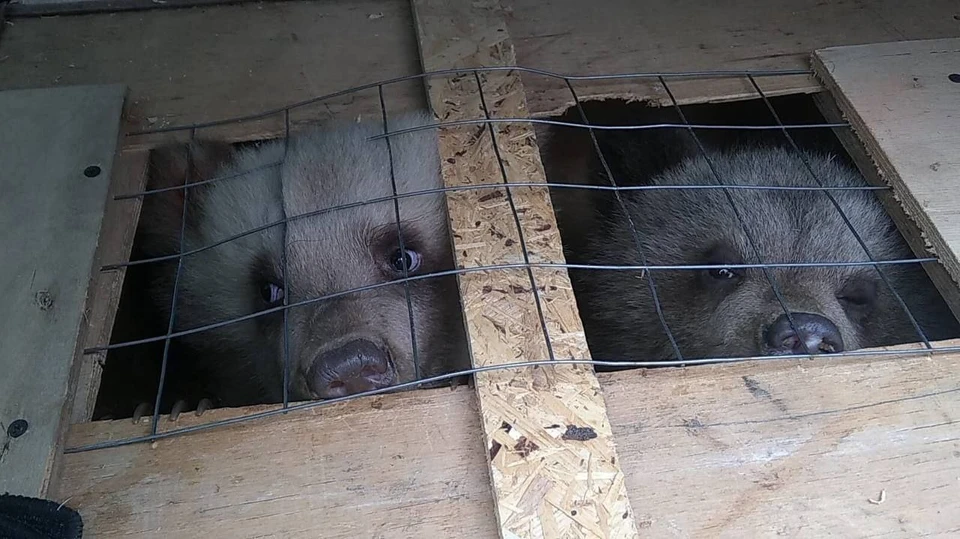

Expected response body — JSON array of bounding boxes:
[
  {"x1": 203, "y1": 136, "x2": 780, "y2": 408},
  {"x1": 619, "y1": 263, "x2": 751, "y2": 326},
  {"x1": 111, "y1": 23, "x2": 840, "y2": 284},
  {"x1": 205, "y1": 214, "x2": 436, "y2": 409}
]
[
  {"x1": 83, "y1": 165, "x2": 102, "y2": 178},
  {"x1": 949, "y1": 73, "x2": 960, "y2": 84},
  {"x1": 7, "y1": 419, "x2": 28, "y2": 438}
]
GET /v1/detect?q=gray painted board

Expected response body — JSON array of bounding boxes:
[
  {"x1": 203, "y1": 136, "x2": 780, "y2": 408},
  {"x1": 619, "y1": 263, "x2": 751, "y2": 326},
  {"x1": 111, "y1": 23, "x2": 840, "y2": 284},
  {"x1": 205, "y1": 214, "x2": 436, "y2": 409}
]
[{"x1": 0, "y1": 84, "x2": 125, "y2": 496}]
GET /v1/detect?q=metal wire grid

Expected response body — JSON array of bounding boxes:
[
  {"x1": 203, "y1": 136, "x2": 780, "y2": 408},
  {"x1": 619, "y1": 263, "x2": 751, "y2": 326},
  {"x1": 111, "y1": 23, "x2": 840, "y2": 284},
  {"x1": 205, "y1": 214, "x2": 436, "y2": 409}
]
[{"x1": 70, "y1": 66, "x2": 959, "y2": 453}]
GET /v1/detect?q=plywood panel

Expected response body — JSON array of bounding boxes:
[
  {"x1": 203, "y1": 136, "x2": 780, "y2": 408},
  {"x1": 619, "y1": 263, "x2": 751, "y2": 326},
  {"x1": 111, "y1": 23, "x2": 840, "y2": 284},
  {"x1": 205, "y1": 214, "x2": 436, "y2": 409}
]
[
  {"x1": 812, "y1": 38, "x2": 960, "y2": 293},
  {"x1": 4, "y1": 1, "x2": 957, "y2": 142},
  {"x1": 606, "y1": 342, "x2": 960, "y2": 537},
  {"x1": 812, "y1": 91, "x2": 960, "y2": 321},
  {"x1": 0, "y1": 84, "x2": 125, "y2": 496},
  {"x1": 55, "y1": 341, "x2": 960, "y2": 537},
  {"x1": 0, "y1": 0, "x2": 424, "y2": 149},
  {"x1": 54, "y1": 387, "x2": 497, "y2": 539},
  {"x1": 503, "y1": 0, "x2": 960, "y2": 115}
]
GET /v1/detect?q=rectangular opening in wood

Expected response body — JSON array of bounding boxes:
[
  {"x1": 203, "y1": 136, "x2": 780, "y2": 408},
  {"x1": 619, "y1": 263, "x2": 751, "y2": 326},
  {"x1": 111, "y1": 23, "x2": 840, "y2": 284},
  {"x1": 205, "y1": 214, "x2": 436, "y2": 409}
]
[
  {"x1": 78, "y1": 67, "x2": 960, "y2": 452},
  {"x1": 537, "y1": 86, "x2": 960, "y2": 370},
  {"x1": 89, "y1": 77, "x2": 478, "y2": 423}
]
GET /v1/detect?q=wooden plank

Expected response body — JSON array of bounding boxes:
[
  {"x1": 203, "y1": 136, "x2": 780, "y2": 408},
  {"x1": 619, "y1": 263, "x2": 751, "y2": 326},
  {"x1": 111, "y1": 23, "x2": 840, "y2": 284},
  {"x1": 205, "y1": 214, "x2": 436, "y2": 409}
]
[
  {"x1": 3, "y1": 1, "x2": 957, "y2": 144},
  {"x1": 67, "y1": 149, "x2": 149, "y2": 424},
  {"x1": 410, "y1": 2, "x2": 637, "y2": 537},
  {"x1": 502, "y1": 0, "x2": 960, "y2": 116},
  {"x1": 812, "y1": 38, "x2": 960, "y2": 295},
  {"x1": 606, "y1": 340, "x2": 960, "y2": 537},
  {"x1": 54, "y1": 340, "x2": 960, "y2": 536},
  {"x1": 0, "y1": 0, "x2": 424, "y2": 149},
  {"x1": 0, "y1": 84, "x2": 125, "y2": 497},
  {"x1": 811, "y1": 90, "x2": 960, "y2": 321},
  {"x1": 53, "y1": 387, "x2": 498, "y2": 538},
  {"x1": 6, "y1": 0, "x2": 262, "y2": 17}
]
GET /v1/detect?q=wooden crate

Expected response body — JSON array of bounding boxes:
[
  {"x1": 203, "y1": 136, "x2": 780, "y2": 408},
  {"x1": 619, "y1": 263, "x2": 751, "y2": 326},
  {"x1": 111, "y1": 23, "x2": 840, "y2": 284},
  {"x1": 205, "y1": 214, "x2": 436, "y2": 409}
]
[{"x1": 1, "y1": 1, "x2": 959, "y2": 537}]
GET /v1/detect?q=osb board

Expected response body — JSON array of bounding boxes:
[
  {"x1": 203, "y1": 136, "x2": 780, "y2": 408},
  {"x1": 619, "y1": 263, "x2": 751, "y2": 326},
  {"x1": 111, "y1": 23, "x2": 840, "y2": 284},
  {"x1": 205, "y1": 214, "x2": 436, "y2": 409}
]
[
  {"x1": 0, "y1": 0, "x2": 424, "y2": 149},
  {"x1": 68, "y1": 149, "x2": 149, "y2": 424},
  {"x1": 411, "y1": 1, "x2": 636, "y2": 537},
  {"x1": 0, "y1": 84, "x2": 125, "y2": 497},
  {"x1": 55, "y1": 341, "x2": 960, "y2": 537},
  {"x1": 502, "y1": 0, "x2": 960, "y2": 116},
  {"x1": 53, "y1": 388, "x2": 499, "y2": 538},
  {"x1": 812, "y1": 37, "x2": 960, "y2": 299}
]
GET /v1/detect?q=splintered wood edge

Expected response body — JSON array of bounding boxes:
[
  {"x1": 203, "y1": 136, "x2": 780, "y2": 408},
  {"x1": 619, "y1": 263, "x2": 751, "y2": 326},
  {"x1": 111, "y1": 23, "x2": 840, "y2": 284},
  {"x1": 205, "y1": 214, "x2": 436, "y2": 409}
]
[
  {"x1": 67, "y1": 147, "x2": 149, "y2": 425},
  {"x1": 810, "y1": 45, "x2": 960, "y2": 289},
  {"x1": 411, "y1": 1, "x2": 638, "y2": 537}
]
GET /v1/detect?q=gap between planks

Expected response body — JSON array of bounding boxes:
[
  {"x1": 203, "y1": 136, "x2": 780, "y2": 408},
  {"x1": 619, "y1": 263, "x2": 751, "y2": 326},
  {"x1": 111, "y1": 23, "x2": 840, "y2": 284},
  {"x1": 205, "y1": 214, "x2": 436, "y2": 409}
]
[{"x1": 66, "y1": 147, "x2": 150, "y2": 425}]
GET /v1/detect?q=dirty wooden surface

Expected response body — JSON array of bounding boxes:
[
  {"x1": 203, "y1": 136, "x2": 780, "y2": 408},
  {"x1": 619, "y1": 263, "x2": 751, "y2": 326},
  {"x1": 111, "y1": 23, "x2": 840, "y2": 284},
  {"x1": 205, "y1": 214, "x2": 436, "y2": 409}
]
[
  {"x1": 55, "y1": 387, "x2": 498, "y2": 538},
  {"x1": 0, "y1": 0, "x2": 425, "y2": 149},
  {"x1": 55, "y1": 340, "x2": 960, "y2": 537},
  {"x1": 813, "y1": 37, "x2": 960, "y2": 301},
  {"x1": 504, "y1": 0, "x2": 960, "y2": 115},
  {"x1": 0, "y1": 84, "x2": 125, "y2": 496},
  {"x1": 4, "y1": 1, "x2": 957, "y2": 147}
]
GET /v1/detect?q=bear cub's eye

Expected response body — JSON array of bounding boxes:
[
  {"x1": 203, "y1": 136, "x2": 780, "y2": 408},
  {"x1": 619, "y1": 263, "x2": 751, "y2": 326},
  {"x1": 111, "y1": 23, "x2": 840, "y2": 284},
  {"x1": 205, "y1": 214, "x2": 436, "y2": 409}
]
[
  {"x1": 260, "y1": 282, "x2": 285, "y2": 306},
  {"x1": 390, "y1": 248, "x2": 422, "y2": 274},
  {"x1": 708, "y1": 267, "x2": 739, "y2": 280},
  {"x1": 837, "y1": 278, "x2": 878, "y2": 308},
  {"x1": 701, "y1": 243, "x2": 743, "y2": 285}
]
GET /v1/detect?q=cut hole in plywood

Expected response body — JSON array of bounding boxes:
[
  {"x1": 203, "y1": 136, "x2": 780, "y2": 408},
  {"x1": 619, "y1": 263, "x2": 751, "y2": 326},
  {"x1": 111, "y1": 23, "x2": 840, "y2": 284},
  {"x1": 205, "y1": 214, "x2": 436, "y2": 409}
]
[
  {"x1": 80, "y1": 67, "x2": 960, "y2": 450},
  {"x1": 538, "y1": 91, "x2": 960, "y2": 369},
  {"x1": 91, "y1": 82, "x2": 473, "y2": 421}
]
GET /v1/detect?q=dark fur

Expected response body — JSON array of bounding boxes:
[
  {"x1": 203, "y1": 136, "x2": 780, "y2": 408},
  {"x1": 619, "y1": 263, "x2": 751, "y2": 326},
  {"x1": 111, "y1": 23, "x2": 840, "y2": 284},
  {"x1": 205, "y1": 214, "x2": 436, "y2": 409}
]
[
  {"x1": 118, "y1": 111, "x2": 468, "y2": 409},
  {"x1": 541, "y1": 124, "x2": 960, "y2": 362}
]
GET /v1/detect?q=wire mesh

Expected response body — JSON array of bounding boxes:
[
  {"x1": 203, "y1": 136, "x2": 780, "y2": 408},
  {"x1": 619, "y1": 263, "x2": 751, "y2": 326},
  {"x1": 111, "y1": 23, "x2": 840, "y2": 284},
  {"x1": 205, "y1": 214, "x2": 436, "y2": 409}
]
[
  {"x1": 281, "y1": 109, "x2": 292, "y2": 409},
  {"x1": 378, "y1": 85, "x2": 423, "y2": 381},
  {"x1": 75, "y1": 66, "x2": 960, "y2": 454},
  {"x1": 744, "y1": 74, "x2": 932, "y2": 348},
  {"x1": 473, "y1": 71, "x2": 557, "y2": 363},
  {"x1": 656, "y1": 75, "x2": 814, "y2": 356},
  {"x1": 148, "y1": 127, "x2": 197, "y2": 436},
  {"x1": 563, "y1": 79, "x2": 683, "y2": 360}
]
